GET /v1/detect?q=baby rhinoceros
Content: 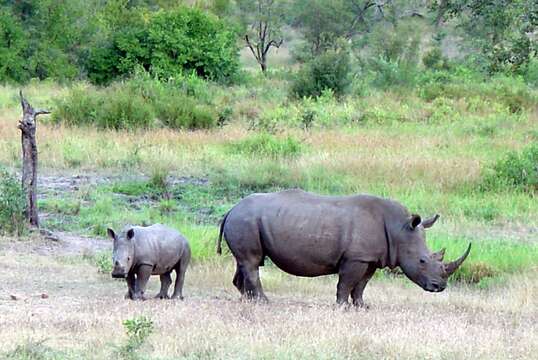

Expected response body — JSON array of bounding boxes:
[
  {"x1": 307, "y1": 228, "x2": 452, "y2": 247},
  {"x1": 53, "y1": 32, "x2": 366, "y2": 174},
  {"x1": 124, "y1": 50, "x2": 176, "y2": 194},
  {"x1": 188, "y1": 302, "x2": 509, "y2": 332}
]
[{"x1": 107, "y1": 224, "x2": 191, "y2": 300}]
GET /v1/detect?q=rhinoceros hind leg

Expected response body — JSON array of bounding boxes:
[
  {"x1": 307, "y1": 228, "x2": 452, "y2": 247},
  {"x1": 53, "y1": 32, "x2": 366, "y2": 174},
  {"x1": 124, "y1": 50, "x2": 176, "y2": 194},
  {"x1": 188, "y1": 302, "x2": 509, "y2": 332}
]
[
  {"x1": 171, "y1": 248, "x2": 190, "y2": 300},
  {"x1": 351, "y1": 264, "x2": 376, "y2": 308},
  {"x1": 241, "y1": 263, "x2": 268, "y2": 303},
  {"x1": 336, "y1": 261, "x2": 370, "y2": 305},
  {"x1": 232, "y1": 263, "x2": 245, "y2": 294},
  {"x1": 155, "y1": 272, "x2": 172, "y2": 299}
]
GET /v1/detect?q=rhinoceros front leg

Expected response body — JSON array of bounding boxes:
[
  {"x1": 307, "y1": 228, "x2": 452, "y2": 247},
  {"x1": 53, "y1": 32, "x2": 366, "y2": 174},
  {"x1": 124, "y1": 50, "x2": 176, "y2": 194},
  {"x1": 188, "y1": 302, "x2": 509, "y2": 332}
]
[
  {"x1": 125, "y1": 272, "x2": 137, "y2": 300},
  {"x1": 155, "y1": 272, "x2": 172, "y2": 299},
  {"x1": 351, "y1": 264, "x2": 377, "y2": 308},
  {"x1": 132, "y1": 265, "x2": 152, "y2": 300},
  {"x1": 336, "y1": 261, "x2": 370, "y2": 305}
]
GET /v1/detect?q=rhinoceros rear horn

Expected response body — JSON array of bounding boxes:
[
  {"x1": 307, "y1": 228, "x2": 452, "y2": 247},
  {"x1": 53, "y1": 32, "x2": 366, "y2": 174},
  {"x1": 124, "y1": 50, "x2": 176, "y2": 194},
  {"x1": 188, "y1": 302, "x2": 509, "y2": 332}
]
[{"x1": 445, "y1": 243, "x2": 472, "y2": 276}]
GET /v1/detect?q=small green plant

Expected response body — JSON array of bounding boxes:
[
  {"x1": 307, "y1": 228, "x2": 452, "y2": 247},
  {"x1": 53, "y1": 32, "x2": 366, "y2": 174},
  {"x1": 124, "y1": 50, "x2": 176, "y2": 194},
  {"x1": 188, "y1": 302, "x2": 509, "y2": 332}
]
[
  {"x1": 4, "y1": 339, "x2": 69, "y2": 360},
  {"x1": 158, "y1": 199, "x2": 177, "y2": 215},
  {"x1": 228, "y1": 133, "x2": 304, "y2": 158},
  {"x1": 119, "y1": 316, "x2": 154, "y2": 360},
  {"x1": 0, "y1": 166, "x2": 26, "y2": 236},
  {"x1": 482, "y1": 144, "x2": 538, "y2": 193},
  {"x1": 94, "y1": 251, "x2": 113, "y2": 274}
]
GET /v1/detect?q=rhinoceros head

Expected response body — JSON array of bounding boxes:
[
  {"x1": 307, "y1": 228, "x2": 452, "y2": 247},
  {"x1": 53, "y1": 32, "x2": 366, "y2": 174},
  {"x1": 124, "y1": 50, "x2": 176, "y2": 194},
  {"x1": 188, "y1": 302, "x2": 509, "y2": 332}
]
[
  {"x1": 395, "y1": 214, "x2": 471, "y2": 292},
  {"x1": 107, "y1": 227, "x2": 135, "y2": 278}
]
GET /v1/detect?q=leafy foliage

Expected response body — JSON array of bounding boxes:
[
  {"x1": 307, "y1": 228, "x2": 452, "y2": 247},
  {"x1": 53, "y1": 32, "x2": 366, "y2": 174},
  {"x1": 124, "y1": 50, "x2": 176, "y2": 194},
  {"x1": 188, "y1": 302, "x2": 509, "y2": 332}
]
[
  {"x1": 0, "y1": 7, "x2": 27, "y2": 82},
  {"x1": 482, "y1": 144, "x2": 538, "y2": 193},
  {"x1": 291, "y1": 49, "x2": 351, "y2": 98},
  {"x1": 440, "y1": 0, "x2": 537, "y2": 74},
  {"x1": 147, "y1": 7, "x2": 239, "y2": 81},
  {"x1": 119, "y1": 316, "x2": 154, "y2": 360},
  {"x1": 0, "y1": 166, "x2": 26, "y2": 236},
  {"x1": 52, "y1": 73, "x2": 217, "y2": 130}
]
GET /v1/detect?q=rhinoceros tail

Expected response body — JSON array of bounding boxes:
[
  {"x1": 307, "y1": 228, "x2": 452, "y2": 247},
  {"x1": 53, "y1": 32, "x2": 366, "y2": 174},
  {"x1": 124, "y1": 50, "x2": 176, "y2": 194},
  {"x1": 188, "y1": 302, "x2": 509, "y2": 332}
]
[{"x1": 217, "y1": 211, "x2": 230, "y2": 255}]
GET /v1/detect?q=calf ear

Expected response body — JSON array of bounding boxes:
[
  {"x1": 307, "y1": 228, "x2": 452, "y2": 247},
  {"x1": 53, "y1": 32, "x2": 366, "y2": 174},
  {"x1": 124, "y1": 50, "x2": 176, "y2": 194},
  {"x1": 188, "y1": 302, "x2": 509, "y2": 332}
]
[
  {"x1": 422, "y1": 214, "x2": 440, "y2": 229},
  {"x1": 107, "y1": 228, "x2": 116, "y2": 240},
  {"x1": 126, "y1": 228, "x2": 135, "y2": 240},
  {"x1": 409, "y1": 214, "x2": 422, "y2": 230}
]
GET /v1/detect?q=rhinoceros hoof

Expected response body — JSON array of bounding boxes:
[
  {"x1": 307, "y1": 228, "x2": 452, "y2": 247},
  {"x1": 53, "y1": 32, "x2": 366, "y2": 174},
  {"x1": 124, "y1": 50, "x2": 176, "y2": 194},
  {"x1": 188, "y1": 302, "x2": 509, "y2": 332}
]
[
  {"x1": 171, "y1": 295, "x2": 184, "y2": 300},
  {"x1": 155, "y1": 294, "x2": 170, "y2": 300}
]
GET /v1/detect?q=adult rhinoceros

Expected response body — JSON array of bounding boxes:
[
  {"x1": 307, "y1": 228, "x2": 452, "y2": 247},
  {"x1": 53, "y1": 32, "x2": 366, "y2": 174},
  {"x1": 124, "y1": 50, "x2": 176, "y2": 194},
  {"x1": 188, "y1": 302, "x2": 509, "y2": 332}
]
[{"x1": 217, "y1": 189, "x2": 471, "y2": 306}]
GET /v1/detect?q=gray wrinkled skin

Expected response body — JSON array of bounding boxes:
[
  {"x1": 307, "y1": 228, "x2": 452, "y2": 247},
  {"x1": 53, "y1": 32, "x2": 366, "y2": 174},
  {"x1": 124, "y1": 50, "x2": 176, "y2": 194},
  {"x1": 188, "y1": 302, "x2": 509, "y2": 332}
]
[
  {"x1": 108, "y1": 224, "x2": 191, "y2": 300},
  {"x1": 218, "y1": 189, "x2": 471, "y2": 306}
]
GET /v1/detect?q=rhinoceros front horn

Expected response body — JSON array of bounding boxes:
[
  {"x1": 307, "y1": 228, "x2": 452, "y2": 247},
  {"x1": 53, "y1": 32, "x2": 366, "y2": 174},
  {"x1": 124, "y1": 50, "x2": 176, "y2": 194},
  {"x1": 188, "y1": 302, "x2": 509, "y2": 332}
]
[{"x1": 445, "y1": 243, "x2": 472, "y2": 276}]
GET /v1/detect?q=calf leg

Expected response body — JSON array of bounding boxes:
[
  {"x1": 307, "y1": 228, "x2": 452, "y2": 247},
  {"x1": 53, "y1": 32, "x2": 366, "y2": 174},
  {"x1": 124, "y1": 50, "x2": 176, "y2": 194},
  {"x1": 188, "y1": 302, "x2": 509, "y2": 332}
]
[
  {"x1": 351, "y1": 264, "x2": 377, "y2": 308},
  {"x1": 171, "y1": 248, "x2": 190, "y2": 300},
  {"x1": 336, "y1": 261, "x2": 369, "y2": 305},
  {"x1": 155, "y1": 272, "x2": 172, "y2": 299},
  {"x1": 133, "y1": 265, "x2": 152, "y2": 300}
]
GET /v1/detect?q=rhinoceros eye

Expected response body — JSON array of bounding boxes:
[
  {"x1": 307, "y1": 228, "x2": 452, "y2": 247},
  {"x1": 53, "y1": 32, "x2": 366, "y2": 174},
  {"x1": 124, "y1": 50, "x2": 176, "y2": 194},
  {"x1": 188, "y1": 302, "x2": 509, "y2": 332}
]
[{"x1": 419, "y1": 258, "x2": 427, "y2": 264}]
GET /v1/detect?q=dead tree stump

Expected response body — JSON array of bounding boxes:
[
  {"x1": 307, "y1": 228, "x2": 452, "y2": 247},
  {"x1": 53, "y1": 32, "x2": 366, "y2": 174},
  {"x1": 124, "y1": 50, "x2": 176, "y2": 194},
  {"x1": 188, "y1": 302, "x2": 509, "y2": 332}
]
[{"x1": 18, "y1": 91, "x2": 50, "y2": 228}]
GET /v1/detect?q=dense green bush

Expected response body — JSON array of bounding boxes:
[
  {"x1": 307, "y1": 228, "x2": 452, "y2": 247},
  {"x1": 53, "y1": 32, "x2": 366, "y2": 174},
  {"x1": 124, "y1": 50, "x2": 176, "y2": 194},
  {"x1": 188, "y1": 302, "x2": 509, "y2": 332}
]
[
  {"x1": 0, "y1": 8, "x2": 27, "y2": 83},
  {"x1": 422, "y1": 47, "x2": 450, "y2": 71},
  {"x1": 0, "y1": 167, "x2": 26, "y2": 236},
  {"x1": 155, "y1": 97, "x2": 216, "y2": 129},
  {"x1": 148, "y1": 7, "x2": 239, "y2": 81},
  {"x1": 290, "y1": 49, "x2": 350, "y2": 98},
  {"x1": 52, "y1": 74, "x2": 217, "y2": 130},
  {"x1": 86, "y1": 6, "x2": 238, "y2": 85},
  {"x1": 482, "y1": 144, "x2": 538, "y2": 193}
]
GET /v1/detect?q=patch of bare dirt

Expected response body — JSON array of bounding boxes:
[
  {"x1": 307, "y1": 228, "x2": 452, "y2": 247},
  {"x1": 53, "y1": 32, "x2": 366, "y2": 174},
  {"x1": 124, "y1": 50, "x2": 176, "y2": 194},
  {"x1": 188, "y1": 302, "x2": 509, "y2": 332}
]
[{"x1": 0, "y1": 231, "x2": 110, "y2": 257}]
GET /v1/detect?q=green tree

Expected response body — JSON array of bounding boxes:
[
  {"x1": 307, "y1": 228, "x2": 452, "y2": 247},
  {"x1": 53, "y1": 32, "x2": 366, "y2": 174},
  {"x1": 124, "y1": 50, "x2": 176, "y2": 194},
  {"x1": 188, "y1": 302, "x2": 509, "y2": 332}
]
[
  {"x1": 292, "y1": 0, "x2": 392, "y2": 57},
  {"x1": 436, "y1": 0, "x2": 536, "y2": 73},
  {"x1": 0, "y1": 7, "x2": 27, "y2": 82},
  {"x1": 147, "y1": 7, "x2": 239, "y2": 81}
]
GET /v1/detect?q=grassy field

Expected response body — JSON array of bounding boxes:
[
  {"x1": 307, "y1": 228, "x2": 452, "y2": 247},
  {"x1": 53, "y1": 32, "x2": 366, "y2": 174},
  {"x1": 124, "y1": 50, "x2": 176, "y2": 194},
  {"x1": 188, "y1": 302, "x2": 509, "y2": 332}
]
[{"x1": 0, "y1": 70, "x2": 537, "y2": 358}]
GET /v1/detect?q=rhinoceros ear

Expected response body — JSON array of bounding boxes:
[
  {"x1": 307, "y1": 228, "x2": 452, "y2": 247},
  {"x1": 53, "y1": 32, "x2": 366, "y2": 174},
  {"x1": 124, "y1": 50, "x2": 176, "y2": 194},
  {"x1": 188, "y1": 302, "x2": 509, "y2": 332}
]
[
  {"x1": 107, "y1": 228, "x2": 116, "y2": 240},
  {"x1": 126, "y1": 228, "x2": 135, "y2": 240},
  {"x1": 409, "y1": 214, "x2": 422, "y2": 230}
]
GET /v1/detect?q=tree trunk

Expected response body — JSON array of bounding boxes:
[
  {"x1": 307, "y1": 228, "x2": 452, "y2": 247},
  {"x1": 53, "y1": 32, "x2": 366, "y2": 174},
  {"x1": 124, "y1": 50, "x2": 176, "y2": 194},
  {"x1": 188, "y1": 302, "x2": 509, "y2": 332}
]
[
  {"x1": 18, "y1": 91, "x2": 50, "y2": 228},
  {"x1": 260, "y1": 58, "x2": 267, "y2": 73}
]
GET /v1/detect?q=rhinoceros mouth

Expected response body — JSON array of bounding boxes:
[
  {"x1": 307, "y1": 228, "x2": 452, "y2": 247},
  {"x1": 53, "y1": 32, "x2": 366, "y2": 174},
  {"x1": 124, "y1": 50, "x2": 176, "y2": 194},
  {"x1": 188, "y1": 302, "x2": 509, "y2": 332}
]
[
  {"x1": 111, "y1": 272, "x2": 127, "y2": 279},
  {"x1": 423, "y1": 282, "x2": 446, "y2": 292}
]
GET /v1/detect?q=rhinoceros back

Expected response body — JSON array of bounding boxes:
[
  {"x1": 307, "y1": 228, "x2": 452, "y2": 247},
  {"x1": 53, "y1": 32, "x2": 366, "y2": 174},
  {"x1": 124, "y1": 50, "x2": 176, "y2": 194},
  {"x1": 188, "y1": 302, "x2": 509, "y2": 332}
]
[{"x1": 131, "y1": 224, "x2": 188, "y2": 275}]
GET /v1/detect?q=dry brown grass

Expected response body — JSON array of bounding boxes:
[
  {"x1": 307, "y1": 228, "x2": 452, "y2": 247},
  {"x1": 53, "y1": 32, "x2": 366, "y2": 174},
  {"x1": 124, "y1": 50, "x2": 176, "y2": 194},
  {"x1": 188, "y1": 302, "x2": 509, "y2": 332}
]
[{"x1": 0, "y1": 241, "x2": 536, "y2": 359}]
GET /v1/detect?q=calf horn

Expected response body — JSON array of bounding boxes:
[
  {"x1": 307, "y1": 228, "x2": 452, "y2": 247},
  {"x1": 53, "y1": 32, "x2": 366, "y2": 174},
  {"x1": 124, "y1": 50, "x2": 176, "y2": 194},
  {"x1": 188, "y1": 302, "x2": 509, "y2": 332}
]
[{"x1": 445, "y1": 243, "x2": 472, "y2": 276}]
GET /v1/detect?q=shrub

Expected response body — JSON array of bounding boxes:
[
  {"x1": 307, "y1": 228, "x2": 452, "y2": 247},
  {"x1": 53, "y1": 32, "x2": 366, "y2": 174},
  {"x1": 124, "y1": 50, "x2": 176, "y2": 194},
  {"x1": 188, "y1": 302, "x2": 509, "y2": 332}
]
[
  {"x1": 422, "y1": 47, "x2": 450, "y2": 71},
  {"x1": 155, "y1": 97, "x2": 216, "y2": 129},
  {"x1": 94, "y1": 251, "x2": 113, "y2": 274},
  {"x1": 369, "y1": 57, "x2": 418, "y2": 89},
  {"x1": 290, "y1": 49, "x2": 351, "y2": 98},
  {"x1": 52, "y1": 75, "x2": 217, "y2": 130},
  {"x1": 0, "y1": 167, "x2": 26, "y2": 236},
  {"x1": 87, "y1": 6, "x2": 239, "y2": 84},
  {"x1": 119, "y1": 316, "x2": 154, "y2": 360},
  {"x1": 482, "y1": 144, "x2": 538, "y2": 193},
  {"x1": 228, "y1": 133, "x2": 304, "y2": 158},
  {"x1": 148, "y1": 7, "x2": 239, "y2": 82}
]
